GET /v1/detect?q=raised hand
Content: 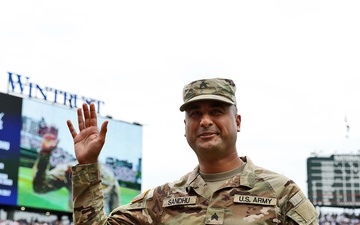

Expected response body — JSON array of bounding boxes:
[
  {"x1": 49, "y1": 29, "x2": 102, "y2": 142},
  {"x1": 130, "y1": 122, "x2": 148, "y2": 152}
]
[
  {"x1": 66, "y1": 103, "x2": 108, "y2": 164},
  {"x1": 41, "y1": 133, "x2": 59, "y2": 152}
]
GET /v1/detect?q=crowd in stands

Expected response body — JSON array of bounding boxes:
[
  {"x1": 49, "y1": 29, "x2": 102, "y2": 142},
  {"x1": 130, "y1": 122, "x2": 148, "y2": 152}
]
[
  {"x1": 319, "y1": 212, "x2": 360, "y2": 225},
  {"x1": 112, "y1": 165, "x2": 137, "y2": 182},
  {"x1": 1, "y1": 211, "x2": 359, "y2": 224},
  {"x1": 0, "y1": 219, "x2": 72, "y2": 225}
]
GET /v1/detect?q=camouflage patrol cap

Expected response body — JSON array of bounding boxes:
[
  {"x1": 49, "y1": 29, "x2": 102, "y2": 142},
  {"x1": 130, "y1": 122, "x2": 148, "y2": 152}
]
[{"x1": 180, "y1": 78, "x2": 237, "y2": 111}]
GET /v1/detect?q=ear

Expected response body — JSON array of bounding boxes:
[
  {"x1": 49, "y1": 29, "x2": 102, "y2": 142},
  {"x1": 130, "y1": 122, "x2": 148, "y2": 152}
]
[
  {"x1": 236, "y1": 114, "x2": 241, "y2": 132},
  {"x1": 184, "y1": 119, "x2": 187, "y2": 137}
]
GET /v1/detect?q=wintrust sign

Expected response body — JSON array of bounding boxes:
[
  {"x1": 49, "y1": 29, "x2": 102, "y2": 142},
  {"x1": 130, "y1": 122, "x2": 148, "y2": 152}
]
[{"x1": 7, "y1": 72, "x2": 105, "y2": 114}]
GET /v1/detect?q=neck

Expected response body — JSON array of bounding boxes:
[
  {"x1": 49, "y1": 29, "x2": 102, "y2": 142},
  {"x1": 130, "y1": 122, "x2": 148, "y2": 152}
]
[{"x1": 198, "y1": 151, "x2": 243, "y2": 174}]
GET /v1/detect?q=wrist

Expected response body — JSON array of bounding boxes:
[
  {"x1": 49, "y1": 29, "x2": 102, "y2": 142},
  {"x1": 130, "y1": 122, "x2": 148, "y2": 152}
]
[{"x1": 40, "y1": 149, "x2": 52, "y2": 154}]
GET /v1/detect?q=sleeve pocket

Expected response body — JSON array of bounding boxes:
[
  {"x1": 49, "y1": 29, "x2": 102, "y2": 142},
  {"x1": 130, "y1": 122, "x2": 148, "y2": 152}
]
[{"x1": 286, "y1": 199, "x2": 318, "y2": 225}]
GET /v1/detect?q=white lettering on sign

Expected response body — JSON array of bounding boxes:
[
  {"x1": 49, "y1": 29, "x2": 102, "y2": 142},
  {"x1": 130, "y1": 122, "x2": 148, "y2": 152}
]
[
  {"x1": 0, "y1": 189, "x2": 11, "y2": 196},
  {"x1": 0, "y1": 173, "x2": 13, "y2": 186},
  {"x1": 0, "y1": 112, "x2": 4, "y2": 130},
  {"x1": 0, "y1": 140, "x2": 10, "y2": 151}
]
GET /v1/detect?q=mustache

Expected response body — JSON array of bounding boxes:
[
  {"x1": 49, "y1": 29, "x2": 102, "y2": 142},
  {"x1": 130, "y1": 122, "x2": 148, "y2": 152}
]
[{"x1": 197, "y1": 128, "x2": 219, "y2": 136}]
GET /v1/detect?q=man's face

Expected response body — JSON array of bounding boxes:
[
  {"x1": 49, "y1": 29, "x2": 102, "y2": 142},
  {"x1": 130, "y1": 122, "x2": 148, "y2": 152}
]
[{"x1": 184, "y1": 100, "x2": 241, "y2": 159}]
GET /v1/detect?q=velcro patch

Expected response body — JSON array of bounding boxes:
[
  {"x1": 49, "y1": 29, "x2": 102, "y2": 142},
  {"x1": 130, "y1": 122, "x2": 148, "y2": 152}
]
[
  {"x1": 295, "y1": 199, "x2": 318, "y2": 222},
  {"x1": 287, "y1": 199, "x2": 318, "y2": 224},
  {"x1": 289, "y1": 192, "x2": 303, "y2": 206},
  {"x1": 206, "y1": 208, "x2": 224, "y2": 224}
]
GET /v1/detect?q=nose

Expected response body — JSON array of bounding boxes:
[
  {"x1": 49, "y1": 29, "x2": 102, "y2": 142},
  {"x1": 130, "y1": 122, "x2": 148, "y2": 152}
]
[{"x1": 200, "y1": 114, "x2": 213, "y2": 127}]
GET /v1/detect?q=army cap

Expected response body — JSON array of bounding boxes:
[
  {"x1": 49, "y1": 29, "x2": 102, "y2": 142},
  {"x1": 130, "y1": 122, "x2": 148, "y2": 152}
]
[{"x1": 180, "y1": 78, "x2": 237, "y2": 112}]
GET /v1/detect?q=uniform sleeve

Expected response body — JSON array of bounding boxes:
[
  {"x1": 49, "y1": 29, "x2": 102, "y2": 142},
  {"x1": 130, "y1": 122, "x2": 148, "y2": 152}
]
[
  {"x1": 107, "y1": 188, "x2": 157, "y2": 225},
  {"x1": 72, "y1": 162, "x2": 109, "y2": 225},
  {"x1": 72, "y1": 163, "x2": 158, "y2": 225},
  {"x1": 33, "y1": 151, "x2": 67, "y2": 193},
  {"x1": 285, "y1": 191, "x2": 319, "y2": 225}
]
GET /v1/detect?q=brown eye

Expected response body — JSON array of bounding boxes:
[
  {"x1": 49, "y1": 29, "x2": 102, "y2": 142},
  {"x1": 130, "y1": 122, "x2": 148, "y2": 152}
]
[
  {"x1": 211, "y1": 108, "x2": 223, "y2": 115},
  {"x1": 191, "y1": 111, "x2": 201, "y2": 116}
]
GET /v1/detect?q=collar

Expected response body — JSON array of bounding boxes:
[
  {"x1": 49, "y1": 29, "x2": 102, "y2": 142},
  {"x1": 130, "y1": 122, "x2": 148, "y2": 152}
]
[{"x1": 185, "y1": 156, "x2": 256, "y2": 192}]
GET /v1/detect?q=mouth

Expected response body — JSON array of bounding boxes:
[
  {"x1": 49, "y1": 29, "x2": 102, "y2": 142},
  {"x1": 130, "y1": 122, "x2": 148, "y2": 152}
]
[{"x1": 198, "y1": 131, "x2": 218, "y2": 138}]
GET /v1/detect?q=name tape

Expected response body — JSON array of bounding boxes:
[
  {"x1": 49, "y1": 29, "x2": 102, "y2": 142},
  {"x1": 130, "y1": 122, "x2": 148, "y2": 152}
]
[
  {"x1": 163, "y1": 196, "x2": 197, "y2": 207},
  {"x1": 234, "y1": 195, "x2": 277, "y2": 206}
]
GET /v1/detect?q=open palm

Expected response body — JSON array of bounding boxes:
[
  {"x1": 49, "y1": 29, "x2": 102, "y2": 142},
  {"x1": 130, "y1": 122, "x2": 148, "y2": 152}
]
[{"x1": 67, "y1": 103, "x2": 108, "y2": 164}]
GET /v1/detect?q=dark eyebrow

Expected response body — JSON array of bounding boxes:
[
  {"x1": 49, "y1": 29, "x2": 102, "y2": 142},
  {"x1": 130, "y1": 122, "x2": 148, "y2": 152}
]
[
  {"x1": 210, "y1": 102, "x2": 230, "y2": 108},
  {"x1": 185, "y1": 101, "x2": 231, "y2": 112}
]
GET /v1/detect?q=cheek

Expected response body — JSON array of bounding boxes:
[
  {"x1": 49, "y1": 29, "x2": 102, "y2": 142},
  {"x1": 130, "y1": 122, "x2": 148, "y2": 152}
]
[
  {"x1": 185, "y1": 122, "x2": 198, "y2": 137},
  {"x1": 185, "y1": 124, "x2": 192, "y2": 135},
  {"x1": 223, "y1": 121, "x2": 239, "y2": 135}
]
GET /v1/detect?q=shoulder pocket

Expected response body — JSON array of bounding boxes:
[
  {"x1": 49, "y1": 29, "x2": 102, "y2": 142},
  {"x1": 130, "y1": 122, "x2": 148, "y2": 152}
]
[{"x1": 286, "y1": 199, "x2": 318, "y2": 225}]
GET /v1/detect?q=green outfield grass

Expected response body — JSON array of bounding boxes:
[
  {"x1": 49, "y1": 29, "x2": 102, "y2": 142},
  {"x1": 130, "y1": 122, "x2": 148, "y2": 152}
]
[
  {"x1": 18, "y1": 167, "x2": 71, "y2": 211},
  {"x1": 18, "y1": 167, "x2": 141, "y2": 212},
  {"x1": 120, "y1": 185, "x2": 141, "y2": 205}
]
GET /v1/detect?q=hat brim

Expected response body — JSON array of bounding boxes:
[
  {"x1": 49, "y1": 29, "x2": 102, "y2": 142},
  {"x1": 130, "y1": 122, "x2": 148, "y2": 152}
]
[{"x1": 179, "y1": 95, "x2": 235, "y2": 112}]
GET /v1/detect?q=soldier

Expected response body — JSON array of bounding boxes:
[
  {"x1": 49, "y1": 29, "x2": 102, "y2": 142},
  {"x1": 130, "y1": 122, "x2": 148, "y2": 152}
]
[
  {"x1": 32, "y1": 132, "x2": 120, "y2": 214},
  {"x1": 67, "y1": 78, "x2": 319, "y2": 224}
]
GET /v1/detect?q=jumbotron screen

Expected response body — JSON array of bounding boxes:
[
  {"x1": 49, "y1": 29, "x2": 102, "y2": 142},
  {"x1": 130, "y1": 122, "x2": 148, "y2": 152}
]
[
  {"x1": 0, "y1": 92, "x2": 143, "y2": 213},
  {"x1": 307, "y1": 154, "x2": 360, "y2": 208}
]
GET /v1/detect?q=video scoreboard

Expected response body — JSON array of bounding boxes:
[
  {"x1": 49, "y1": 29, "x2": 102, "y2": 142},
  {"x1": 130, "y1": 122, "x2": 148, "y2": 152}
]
[
  {"x1": 307, "y1": 154, "x2": 360, "y2": 208},
  {"x1": 0, "y1": 92, "x2": 143, "y2": 213}
]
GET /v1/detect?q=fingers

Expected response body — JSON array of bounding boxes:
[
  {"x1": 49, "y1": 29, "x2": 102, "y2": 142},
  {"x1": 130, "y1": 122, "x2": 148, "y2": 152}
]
[
  {"x1": 68, "y1": 103, "x2": 100, "y2": 139},
  {"x1": 77, "y1": 107, "x2": 85, "y2": 131},
  {"x1": 89, "y1": 103, "x2": 98, "y2": 128},
  {"x1": 67, "y1": 120, "x2": 78, "y2": 139},
  {"x1": 81, "y1": 103, "x2": 98, "y2": 129},
  {"x1": 99, "y1": 120, "x2": 108, "y2": 140},
  {"x1": 43, "y1": 133, "x2": 57, "y2": 140},
  {"x1": 82, "y1": 103, "x2": 91, "y2": 129}
]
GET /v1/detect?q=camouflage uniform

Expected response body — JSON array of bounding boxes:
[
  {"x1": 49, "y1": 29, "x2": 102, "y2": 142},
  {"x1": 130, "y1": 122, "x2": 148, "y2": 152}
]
[
  {"x1": 33, "y1": 151, "x2": 120, "y2": 214},
  {"x1": 72, "y1": 156, "x2": 318, "y2": 224}
]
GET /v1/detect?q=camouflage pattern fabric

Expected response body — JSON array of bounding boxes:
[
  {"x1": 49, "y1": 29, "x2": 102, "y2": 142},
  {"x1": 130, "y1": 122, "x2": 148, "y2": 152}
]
[
  {"x1": 72, "y1": 156, "x2": 318, "y2": 224},
  {"x1": 180, "y1": 78, "x2": 237, "y2": 112},
  {"x1": 33, "y1": 151, "x2": 120, "y2": 214}
]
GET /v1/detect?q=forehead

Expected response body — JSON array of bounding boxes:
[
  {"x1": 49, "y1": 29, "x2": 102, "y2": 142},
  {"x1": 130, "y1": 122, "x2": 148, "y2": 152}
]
[{"x1": 185, "y1": 100, "x2": 231, "y2": 111}]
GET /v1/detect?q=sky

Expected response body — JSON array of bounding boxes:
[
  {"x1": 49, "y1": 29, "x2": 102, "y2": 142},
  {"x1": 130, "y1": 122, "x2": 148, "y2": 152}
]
[{"x1": 1, "y1": 0, "x2": 360, "y2": 213}]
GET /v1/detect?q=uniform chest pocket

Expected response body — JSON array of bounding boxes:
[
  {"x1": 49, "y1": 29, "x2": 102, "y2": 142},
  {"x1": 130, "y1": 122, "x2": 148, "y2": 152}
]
[{"x1": 161, "y1": 197, "x2": 205, "y2": 225}]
